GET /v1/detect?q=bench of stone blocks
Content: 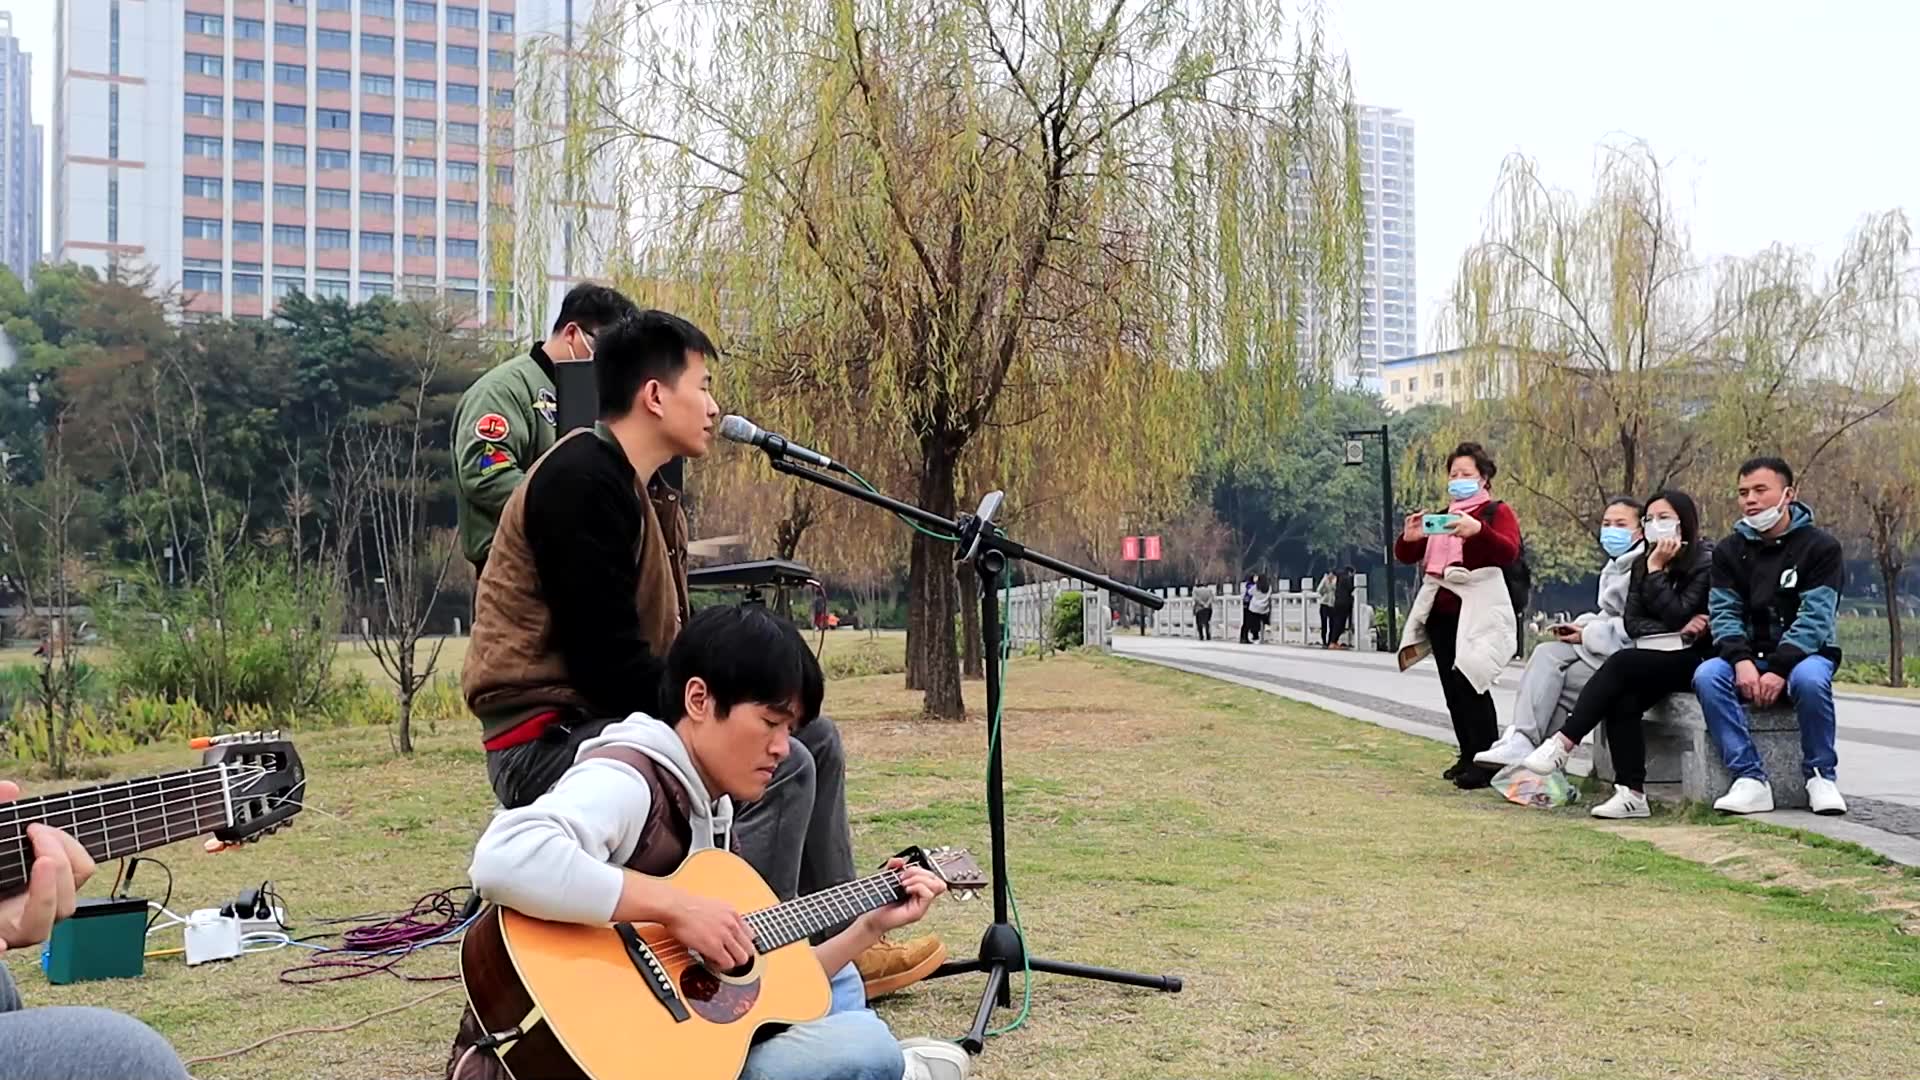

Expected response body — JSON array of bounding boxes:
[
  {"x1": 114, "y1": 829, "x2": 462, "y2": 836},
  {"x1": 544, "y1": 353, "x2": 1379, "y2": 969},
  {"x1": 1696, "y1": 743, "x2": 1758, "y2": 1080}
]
[{"x1": 1591, "y1": 695, "x2": 1808, "y2": 809}]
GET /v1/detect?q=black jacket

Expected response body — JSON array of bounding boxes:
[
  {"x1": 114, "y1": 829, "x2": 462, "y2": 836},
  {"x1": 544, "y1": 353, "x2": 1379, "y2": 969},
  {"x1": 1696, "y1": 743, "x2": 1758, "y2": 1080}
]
[{"x1": 1623, "y1": 541, "x2": 1713, "y2": 640}]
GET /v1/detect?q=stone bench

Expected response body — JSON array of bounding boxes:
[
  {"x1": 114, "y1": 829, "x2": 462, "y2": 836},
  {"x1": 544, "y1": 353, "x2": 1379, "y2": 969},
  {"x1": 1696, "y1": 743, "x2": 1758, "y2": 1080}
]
[{"x1": 1591, "y1": 695, "x2": 1808, "y2": 809}]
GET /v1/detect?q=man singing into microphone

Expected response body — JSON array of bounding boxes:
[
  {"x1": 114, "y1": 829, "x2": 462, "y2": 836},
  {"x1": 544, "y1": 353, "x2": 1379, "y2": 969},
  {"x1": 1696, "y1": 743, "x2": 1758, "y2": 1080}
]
[{"x1": 464, "y1": 309, "x2": 945, "y2": 999}]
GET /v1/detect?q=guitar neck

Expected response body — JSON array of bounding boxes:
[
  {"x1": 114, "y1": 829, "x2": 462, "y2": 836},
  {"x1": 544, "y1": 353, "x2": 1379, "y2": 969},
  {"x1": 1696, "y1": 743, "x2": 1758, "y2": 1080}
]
[
  {"x1": 745, "y1": 868, "x2": 909, "y2": 952},
  {"x1": 0, "y1": 765, "x2": 234, "y2": 898}
]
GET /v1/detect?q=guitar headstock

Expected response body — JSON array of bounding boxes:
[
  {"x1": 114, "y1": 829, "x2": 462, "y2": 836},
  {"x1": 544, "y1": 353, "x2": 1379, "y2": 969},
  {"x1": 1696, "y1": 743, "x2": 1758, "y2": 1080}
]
[
  {"x1": 200, "y1": 731, "x2": 306, "y2": 844},
  {"x1": 898, "y1": 845, "x2": 988, "y2": 899}
]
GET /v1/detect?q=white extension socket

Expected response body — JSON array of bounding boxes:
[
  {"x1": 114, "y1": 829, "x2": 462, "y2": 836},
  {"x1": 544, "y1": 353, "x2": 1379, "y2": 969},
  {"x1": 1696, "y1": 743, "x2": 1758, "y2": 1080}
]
[
  {"x1": 188, "y1": 904, "x2": 288, "y2": 938},
  {"x1": 183, "y1": 911, "x2": 243, "y2": 966}
]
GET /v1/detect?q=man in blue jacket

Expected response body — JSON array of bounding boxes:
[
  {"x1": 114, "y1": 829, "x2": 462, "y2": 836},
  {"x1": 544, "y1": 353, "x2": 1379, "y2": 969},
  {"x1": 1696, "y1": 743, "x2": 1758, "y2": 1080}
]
[{"x1": 1693, "y1": 456, "x2": 1847, "y2": 816}]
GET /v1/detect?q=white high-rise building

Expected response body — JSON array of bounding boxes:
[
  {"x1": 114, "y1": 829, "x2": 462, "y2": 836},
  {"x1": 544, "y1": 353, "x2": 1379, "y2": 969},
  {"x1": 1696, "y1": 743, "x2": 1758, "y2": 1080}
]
[
  {"x1": 1355, "y1": 105, "x2": 1415, "y2": 381},
  {"x1": 53, "y1": 0, "x2": 610, "y2": 328},
  {"x1": 0, "y1": 13, "x2": 41, "y2": 284}
]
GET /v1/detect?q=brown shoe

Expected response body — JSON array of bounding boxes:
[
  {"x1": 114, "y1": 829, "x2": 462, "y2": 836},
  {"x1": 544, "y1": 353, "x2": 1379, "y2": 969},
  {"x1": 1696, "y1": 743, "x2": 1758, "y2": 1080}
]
[{"x1": 856, "y1": 933, "x2": 948, "y2": 999}]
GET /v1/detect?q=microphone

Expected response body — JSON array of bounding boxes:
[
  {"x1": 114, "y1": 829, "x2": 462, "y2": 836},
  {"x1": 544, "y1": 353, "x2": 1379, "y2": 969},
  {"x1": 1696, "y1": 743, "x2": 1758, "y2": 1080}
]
[{"x1": 718, "y1": 415, "x2": 845, "y2": 473}]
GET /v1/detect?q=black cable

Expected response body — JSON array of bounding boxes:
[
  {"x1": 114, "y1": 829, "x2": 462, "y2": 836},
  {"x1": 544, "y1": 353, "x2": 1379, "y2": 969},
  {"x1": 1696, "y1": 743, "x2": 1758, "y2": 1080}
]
[{"x1": 137, "y1": 856, "x2": 174, "y2": 931}]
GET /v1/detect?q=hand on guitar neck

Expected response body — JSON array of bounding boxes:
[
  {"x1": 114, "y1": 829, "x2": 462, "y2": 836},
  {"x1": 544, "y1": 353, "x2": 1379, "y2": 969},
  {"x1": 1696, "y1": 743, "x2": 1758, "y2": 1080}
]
[{"x1": 0, "y1": 779, "x2": 97, "y2": 954}]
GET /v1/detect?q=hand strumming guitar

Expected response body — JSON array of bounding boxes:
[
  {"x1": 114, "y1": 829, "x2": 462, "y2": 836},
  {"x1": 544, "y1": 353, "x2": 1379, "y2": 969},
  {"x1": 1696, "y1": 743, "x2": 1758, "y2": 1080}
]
[{"x1": 661, "y1": 889, "x2": 757, "y2": 970}]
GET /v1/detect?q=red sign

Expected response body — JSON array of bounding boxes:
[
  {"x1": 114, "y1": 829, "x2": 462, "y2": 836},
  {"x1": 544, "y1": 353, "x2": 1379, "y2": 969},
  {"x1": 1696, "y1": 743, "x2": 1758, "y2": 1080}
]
[
  {"x1": 1121, "y1": 536, "x2": 1140, "y2": 562},
  {"x1": 1143, "y1": 535, "x2": 1162, "y2": 561},
  {"x1": 1121, "y1": 535, "x2": 1162, "y2": 562}
]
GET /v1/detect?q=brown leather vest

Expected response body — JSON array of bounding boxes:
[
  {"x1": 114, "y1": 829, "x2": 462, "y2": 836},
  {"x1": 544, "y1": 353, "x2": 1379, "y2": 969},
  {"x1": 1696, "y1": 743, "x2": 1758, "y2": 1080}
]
[{"x1": 463, "y1": 429, "x2": 691, "y2": 740}]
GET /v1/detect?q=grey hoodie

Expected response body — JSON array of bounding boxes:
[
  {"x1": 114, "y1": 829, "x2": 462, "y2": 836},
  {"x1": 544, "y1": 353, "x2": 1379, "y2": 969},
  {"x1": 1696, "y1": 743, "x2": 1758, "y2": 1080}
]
[
  {"x1": 468, "y1": 715, "x2": 734, "y2": 926},
  {"x1": 1571, "y1": 544, "x2": 1644, "y2": 665}
]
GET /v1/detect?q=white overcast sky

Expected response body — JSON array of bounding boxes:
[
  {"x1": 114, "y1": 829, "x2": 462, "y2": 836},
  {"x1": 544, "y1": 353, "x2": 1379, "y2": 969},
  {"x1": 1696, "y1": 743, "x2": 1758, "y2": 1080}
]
[{"x1": 9, "y1": 0, "x2": 1917, "y2": 343}]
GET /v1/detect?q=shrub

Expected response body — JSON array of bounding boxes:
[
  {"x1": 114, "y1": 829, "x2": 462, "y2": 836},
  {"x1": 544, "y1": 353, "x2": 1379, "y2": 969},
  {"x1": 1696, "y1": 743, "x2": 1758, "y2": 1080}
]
[
  {"x1": 820, "y1": 640, "x2": 907, "y2": 680},
  {"x1": 1052, "y1": 591, "x2": 1084, "y2": 651},
  {"x1": 97, "y1": 551, "x2": 345, "y2": 718}
]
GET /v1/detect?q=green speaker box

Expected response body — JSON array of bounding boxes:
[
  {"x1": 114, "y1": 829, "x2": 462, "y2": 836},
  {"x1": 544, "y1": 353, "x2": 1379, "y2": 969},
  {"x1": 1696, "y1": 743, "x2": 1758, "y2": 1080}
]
[{"x1": 41, "y1": 896, "x2": 148, "y2": 985}]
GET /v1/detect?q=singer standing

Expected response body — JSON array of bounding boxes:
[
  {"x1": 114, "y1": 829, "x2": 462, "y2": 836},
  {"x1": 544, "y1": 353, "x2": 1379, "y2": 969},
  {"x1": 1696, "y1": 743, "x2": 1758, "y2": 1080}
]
[
  {"x1": 452, "y1": 284, "x2": 641, "y2": 576},
  {"x1": 461, "y1": 310, "x2": 948, "y2": 998}
]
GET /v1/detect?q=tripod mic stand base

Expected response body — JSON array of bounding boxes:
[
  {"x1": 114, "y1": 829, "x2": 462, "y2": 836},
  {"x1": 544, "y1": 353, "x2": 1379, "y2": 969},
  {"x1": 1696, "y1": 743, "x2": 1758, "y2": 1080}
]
[{"x1": 928, "y1": 922, "x2": 1182, "y2": 1054}]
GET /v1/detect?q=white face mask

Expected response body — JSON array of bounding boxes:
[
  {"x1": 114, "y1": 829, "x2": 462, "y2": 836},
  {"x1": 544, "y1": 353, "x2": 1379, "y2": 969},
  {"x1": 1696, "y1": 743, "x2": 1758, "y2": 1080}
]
[
  {"x1": 1742, "y1": 491, "x2": 1791, "y2": 534},
  {"x1": 567, "y1": 327, "x2": 597, "y2": 363},
  {"x1": 1645, "y1": 519, "x2": 1681, "y2": 543}
]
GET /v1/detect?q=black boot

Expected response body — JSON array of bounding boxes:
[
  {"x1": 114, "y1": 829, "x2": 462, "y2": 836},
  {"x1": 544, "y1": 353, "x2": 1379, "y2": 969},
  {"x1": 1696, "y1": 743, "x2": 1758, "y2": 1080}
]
[
  {"x1": 1442, "y1": 759, "x2": 1468, "y2": 781},
  {"x1": 1453, "y1": 764, "x2": 1495, "y2": 790}
]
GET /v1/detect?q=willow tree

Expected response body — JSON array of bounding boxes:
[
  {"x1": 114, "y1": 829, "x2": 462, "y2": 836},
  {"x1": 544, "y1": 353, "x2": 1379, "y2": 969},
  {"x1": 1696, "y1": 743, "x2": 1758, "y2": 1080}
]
[
  {"x1": 1823, "y1": 388, "x2": 1920, "y2": 686},
  {"x1": 1450, "y1": 141, "x2": 1914, "y2": 558},
  {"x1": 522, "y1": 0, "x2": 1362, "y2": 718}
]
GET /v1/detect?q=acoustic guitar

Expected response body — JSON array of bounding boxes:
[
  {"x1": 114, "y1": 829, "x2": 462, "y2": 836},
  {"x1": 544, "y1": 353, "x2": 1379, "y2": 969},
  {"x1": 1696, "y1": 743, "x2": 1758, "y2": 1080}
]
[
  {"x1": 0, "y1": 732, "x2": 307, "y2": 900},
  {"x1": 460, "y1": 845, "x2": 986, "y2": 1080}
]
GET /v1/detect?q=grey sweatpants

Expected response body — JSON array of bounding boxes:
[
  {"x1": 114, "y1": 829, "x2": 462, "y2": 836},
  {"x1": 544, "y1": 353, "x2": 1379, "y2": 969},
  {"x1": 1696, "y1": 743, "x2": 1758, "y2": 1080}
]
[
  {"x1": 0, "y1": 962, "x2": 189, "y2": 1080},
  {"x1": 1510, "y1": 640, "x2": 1600, "y2": 743},
  {"x1": 486, "y1": 714, "x2": 857, "y2": 901}
]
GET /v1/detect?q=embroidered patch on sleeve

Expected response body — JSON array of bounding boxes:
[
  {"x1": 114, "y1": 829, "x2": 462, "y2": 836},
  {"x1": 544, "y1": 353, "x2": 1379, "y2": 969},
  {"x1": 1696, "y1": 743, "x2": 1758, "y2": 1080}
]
[
  {"x1": 475, "y1": 413, "x2": 510, "y2": 441},
  {"x1": 475, "y1": 443, "x2": 516, "y2": 475},
  {"x1": 535, "y1": 388, "x2": 558, "y2": 426}
]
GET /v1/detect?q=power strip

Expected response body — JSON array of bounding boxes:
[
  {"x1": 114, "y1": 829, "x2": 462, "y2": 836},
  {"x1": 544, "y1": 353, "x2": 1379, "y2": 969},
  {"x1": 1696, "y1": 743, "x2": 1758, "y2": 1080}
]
[{"x1": 190, "y1": 905, "x2": 288, "y2": 938}]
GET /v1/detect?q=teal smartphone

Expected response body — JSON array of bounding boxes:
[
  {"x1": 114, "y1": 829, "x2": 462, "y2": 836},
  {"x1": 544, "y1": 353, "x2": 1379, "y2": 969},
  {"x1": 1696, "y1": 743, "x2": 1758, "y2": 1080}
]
[{"x1": 1421, "y1": 514, "x2": 1456, "y2": 535}]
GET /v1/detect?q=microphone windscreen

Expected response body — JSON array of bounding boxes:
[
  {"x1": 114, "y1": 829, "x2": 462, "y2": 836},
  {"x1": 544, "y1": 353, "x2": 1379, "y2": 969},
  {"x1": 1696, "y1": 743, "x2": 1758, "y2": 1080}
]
[{"x1": 717, "y1": 415, "x2": 759, "y2": 444}]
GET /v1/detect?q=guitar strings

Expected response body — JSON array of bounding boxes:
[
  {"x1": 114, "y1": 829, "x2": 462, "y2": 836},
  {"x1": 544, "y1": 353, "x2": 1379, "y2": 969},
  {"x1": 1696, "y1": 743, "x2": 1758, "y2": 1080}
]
[{"x1": 0, "y1": 771, "x2": 246, "y2": 878}]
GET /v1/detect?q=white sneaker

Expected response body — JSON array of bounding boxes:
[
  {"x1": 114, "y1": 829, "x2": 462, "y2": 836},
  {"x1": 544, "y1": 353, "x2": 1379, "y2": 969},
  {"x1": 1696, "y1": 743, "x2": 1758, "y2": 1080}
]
[
  {"x1": 1519, "y1": 735, "x2": 1572, "y2": 776},
  {"x1": 1807, "y1": 775, "x2": 1847, "y2": 816},
  {"x1": 1713, "y1": 777, "x2": 1775, "y2": 815},
  {"x1": 1474, "y1": 729, "x2": 1536, "y2": 768},
  {"x1": 901, "y1": 1037, "x2": 970, "y2": 1080},
  {"x1": 1590, "y1": 784, "x2": 1649, "y2": 819}
]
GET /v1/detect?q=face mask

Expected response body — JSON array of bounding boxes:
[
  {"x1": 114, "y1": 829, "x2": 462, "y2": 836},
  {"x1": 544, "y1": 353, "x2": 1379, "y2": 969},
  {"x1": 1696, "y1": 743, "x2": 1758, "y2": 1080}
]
[
  {"x1": 1645, "y1": 519, "x2": 1681, "y2": 543},
  {"x1": 1599, "y1": 527, "x2": 1639, "y2": 558},
  {"x1": 567, "y1": 328, "x2": 596, "y2": 363},
  {"x1": 1742, "y1": 491, "x2": 1790, "y2": 534},
  {"x1": 1447, "y1": 478, "x2": 1481, "y2": 501}
]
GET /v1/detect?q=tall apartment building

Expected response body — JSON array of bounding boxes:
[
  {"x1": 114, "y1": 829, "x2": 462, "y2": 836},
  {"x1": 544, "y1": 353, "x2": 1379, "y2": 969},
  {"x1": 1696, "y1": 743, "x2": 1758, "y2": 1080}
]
[
  {"x1": 0, "y1": 13, "x2": 42, "y2": 284},
  {"x1": 53, "y1": 0, "x2": 607, "y2": 327},
  {"x1": 1354, "y1": 105, "x2": 1415, "y2": 381}
]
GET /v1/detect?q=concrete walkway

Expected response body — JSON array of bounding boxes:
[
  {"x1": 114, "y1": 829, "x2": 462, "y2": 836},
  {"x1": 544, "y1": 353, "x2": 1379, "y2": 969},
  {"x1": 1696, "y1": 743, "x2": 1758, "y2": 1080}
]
[{"x1": 1114, "y1": 635, "x2": 1920, "y2": 866}]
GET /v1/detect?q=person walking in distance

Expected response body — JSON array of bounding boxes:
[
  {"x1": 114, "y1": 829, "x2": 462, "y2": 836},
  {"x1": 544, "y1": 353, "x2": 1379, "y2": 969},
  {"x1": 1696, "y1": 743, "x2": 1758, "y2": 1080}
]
[
  {"x1": 1327, "y1": 566, "x2": 1358, "y2": 649},
  {"x1": 1192, "y1": 583, "x2": 1216, "y2": 641},
  {"x1": 1394, "y1": 442, "x2": 1524, "y2": 789},
  {"x1": 1246, "y1": 574, "x2": 1273, "y2": 643},
  {"x1": 1316, "y1": 569, "x2": 1337, "y2": 647}
]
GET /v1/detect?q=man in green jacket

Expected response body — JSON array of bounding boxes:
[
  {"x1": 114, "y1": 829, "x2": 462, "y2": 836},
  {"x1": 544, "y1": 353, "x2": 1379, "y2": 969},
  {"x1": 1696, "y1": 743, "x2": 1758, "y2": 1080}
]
[{"x1": 453, "y1": 283, "x2": 641, "y2": 573}]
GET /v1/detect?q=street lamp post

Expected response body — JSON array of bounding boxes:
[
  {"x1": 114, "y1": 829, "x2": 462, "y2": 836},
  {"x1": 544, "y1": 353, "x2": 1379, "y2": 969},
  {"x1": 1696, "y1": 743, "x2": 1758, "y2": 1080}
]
[{"x1": 1343, "y1": 425, "x2": 1398, "y2": 648}]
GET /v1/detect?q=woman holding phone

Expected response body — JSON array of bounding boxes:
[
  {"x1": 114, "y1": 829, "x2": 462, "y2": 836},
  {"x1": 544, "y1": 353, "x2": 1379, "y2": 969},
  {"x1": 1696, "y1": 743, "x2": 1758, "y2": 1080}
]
[
  {"x1": 1393, "y1": 442, "x2": 1523, "y2": 788},
  {"x1": 1521, "y1": 491, "x2": 1713, "y2": 817}
]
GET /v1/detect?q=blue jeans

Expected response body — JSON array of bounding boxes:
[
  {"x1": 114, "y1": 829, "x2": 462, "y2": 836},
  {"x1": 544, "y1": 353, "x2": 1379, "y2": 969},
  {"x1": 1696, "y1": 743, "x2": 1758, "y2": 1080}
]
[
  {"x1": 739, "y1": 964, "x2": 903, "y2": 1080},
  {"x1": 1692, "y1": 655, "x2": 1838, "y2": 782}
]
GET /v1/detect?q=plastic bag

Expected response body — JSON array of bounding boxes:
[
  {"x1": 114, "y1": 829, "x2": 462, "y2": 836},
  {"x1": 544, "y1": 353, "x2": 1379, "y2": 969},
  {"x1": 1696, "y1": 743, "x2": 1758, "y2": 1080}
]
[{"x1": 1489, "y1": 763, "x2": 1580, "y2": 809}]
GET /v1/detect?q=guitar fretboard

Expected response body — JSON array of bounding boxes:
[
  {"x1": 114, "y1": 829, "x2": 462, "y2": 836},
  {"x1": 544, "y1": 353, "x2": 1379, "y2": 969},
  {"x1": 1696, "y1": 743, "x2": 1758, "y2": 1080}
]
[
  {"x1": 0, "y1": 766, "x2": 232, "y2": 898},
  {"x1": 743, "y1": 870, "x2": 907, "y2": 951}
]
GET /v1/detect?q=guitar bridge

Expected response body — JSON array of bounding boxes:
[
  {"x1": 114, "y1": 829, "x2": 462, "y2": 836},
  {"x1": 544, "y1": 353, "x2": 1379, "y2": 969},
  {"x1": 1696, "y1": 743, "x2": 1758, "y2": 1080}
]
[{"x1": 616, "y1": 923, "x2": 690, "y2": 1023}]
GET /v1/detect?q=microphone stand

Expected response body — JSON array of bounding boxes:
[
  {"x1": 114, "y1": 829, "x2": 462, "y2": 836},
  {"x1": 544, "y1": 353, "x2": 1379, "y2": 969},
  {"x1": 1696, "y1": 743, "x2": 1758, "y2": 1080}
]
[{"x1": 762, "y1": 454, "x2": 1182, "y2": 1055}]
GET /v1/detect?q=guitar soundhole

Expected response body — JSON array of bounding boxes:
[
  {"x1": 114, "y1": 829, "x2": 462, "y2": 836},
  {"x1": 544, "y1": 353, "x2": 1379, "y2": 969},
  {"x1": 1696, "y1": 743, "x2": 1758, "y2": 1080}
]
[{"x1": 680, "y1": 963, "x2": 761, "y2": 1023}]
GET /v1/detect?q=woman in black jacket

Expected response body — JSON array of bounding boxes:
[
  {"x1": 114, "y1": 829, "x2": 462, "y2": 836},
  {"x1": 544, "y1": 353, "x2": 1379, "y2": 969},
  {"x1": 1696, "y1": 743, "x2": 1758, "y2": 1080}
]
[{"x1": 1518, "y1": 490, "x2": 1712, "y2": 817}]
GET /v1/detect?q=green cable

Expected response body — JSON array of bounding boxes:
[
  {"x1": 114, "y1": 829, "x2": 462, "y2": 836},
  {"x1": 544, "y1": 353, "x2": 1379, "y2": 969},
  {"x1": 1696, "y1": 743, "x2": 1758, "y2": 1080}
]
[
  {"x1": 983, "y1": 564, "x2": 1034, "y2": 1036},
  {"x1": 844, "y1": 467, "x2": 960, "y2": 542},
  {"x1": 836, "y1": 464, "x2": 1024, "y2": 1036}
]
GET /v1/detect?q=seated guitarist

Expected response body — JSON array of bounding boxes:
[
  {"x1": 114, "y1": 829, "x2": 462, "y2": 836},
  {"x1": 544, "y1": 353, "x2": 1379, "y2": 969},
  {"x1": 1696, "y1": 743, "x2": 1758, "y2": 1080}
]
[
  {"x1": 450, "y1": 606, "x2": 969, "y2": 1080},
  {"x1": 463, "y1": 308, "x2": 944, "y2": 997}
]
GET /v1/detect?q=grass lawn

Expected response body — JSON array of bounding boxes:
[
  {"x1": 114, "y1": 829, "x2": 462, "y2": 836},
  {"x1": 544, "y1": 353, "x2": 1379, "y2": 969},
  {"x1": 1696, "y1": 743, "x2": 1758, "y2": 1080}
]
[{"x1": 7, "y1": 652, "x2": 1920, "y2": 1079}]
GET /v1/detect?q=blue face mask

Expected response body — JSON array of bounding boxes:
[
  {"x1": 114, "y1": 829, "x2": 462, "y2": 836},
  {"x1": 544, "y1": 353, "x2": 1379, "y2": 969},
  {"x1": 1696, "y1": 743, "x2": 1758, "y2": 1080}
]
[
  {"x1": 1447, "y1": 478, "x2": 1481, "y2": 501},
  {"x1": 1599, "y1": 526, "x2": 1639, "y2": 558}
]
